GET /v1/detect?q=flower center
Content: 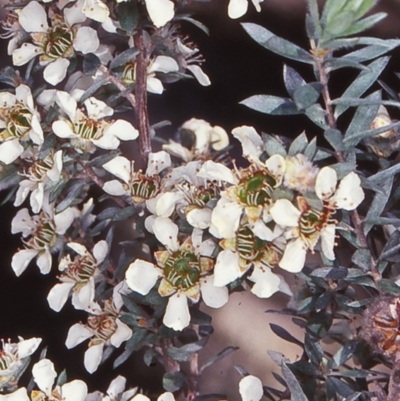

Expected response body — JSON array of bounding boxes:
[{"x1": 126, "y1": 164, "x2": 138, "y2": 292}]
[
  {"x1": 44, "y1": 23, "x2": 74, "y2": 60},
  {"x1": 122, "y1": 62, "x2": 136, "y2": 85},
  {"x1": 3, "y1": 103, "x2": 33, "y2": 140},
  {"x1": 24, "y1": 215, "x2": 57, "y2": 251},
  {"x1": 64, "y1": 255, "x2": 97, "y2": 284},
  {"x1": 126, "y1": 175, "x2": 160, "y2": 203},
  {"x1": 88, "y1": 314, "x2": 118, "y2": 345},
  {"x1": 0, "y1": 350, "x2": 15, "y2": 372},
  {"x1": 238, "y1": 170, "x2": 276, "y2": 206},
  {"x1": 164, "y1": 250, "x2": 201, "y2": 290},
  {"x1": 75, "y1": 115, "x2": 102, "y2": 140},
  {"x1": 236, "y1": 227, "x2": 266, "y2": 262},
  {"x1": 27, "y1": 154, "x2": 55, "y2": 182}
]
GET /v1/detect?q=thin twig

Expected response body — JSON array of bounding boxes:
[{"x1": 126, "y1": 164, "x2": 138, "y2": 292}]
[{"x1": 388, "y1": 351, "x2": 400, "y2": 401}]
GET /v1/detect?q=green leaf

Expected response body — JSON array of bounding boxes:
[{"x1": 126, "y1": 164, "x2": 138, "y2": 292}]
[
  {"x1": 80, "y1": 78, "x2": 109, "y2": 103},
  {"x1": 377, "y1": 279, "x2": 400, "y2": 296},
  {"x1": 351, "y1": 248, "x2": 371, "y2": 270},
  {"x1": 270, "y1": 324, "x2": 303, "y2": 346},
  {"x1": 335, "y1": 57, "x2": 389, "y2": 118},
  {"x1": 363, "y1": 175, "x2": 393, "y2": 236},
  {"x1": 342, "y1": 13, "x2": 386, "y2": 37},
  {"x1": 288, "y1": 132, "x2": 308, "y2": 156},
  {"x1": 110, "y1": 47, "x2": 140, "y2": 70},
  {"x1": 163, "y1": 372, "x2": 185, "y2": 392},
  {"x1": 324, "y1": 129, "x2": 344, "y2": 152},
  {"x1": 304, "y1": 137, "x2": 317, "y2": 160},
  {"x1": 324, "y1": 10, "x2": 355, "y2": 40},
  {"x1": 241, "y1": 23, "x2": 313, "y2": 64},
  {"x1": 283, "y1": 65, "x2": 306, "y2": 97},
  {"x1": 368, "y1": 162, "x2": 400, "y2": 184},
  {"x1": 97, "y1": 206, "x2": 136, "y2": 221},
  {"x1": 344, "y1": 121, "x2": 400, "y2": 147},
  {"x1": 353, "y1": 0, "x2": 379, "y2": 20},
  {"x1": 167, "y1": 337, "x2": 208, "y2": 362},
  {"x1": 305, "y1": 104, "x2": 328, "y2": 129},
  {"x1": 281, "y1": 363, "x2": 309, "y2": 401},
  {"x1": 341, "y1": 40, "x2": 400, "y2": 63},
  {"x1": 55, "y1": 180, "x2": 87, "y2": 213},
  {"x1": 326, "y1": 377, "x2": 355, "y2": 398},
  {"x1": 178, "y1": 16, "x2": 210, "y2": 35},
  {"x1": 304, "y1": 333, "x2": 324, "y2": 366},
  {"x1": 332, "y1": 341, "x2": 357, "y2": 368},
  {"x1": 83, "y1": 53, "x2": 100, "y2": 75},
  {"x1": 200, "y1": 346, "x2": 239, "y2": 373},
  {"x1": 293, "y1": 83, "x2": 322, "y2": 110},
  {"x1": 113, "y1": 347, "x2": 134, "y2": 368},
  {"x1": 310, "y1": 267, "x2": 348, "y2": 280},
  {"x1": 118, "y1": 1, "x2": 139, "y2": 33},
  {"x1": 263, "y1": 133, "x2": 287, "y2": 157},
  {"x1": 306, "y1": 312, "x2": 332, "y2": 338},
  {"x1": 240, "y1": 95, "x2": 301, "y2": 115}
]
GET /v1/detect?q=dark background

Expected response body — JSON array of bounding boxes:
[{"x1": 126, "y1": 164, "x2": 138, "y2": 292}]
[{"x1": 1, "y1": 0, "x2": 400, "y2": 396}]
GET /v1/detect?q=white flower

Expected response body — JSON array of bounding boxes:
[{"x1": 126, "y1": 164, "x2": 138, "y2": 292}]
[
  {"x1": 175, "y1": 39, "x2": 211, "y2": 86},
  {"x1": 47, "y1": 240, "x2": 108, "y2": 312},
  {"x1": 14, "y1": 150, "x2": 63, "y2": 213},
  {"x1": 199, "y1": 154, "x2": 285, "y2": 238},
  {"x1": 0, "y1": 388, "x2": 29, "y2": 401},
  {"x1": 0, "y1": 84, "x2": 43, "y2": 164},
  {"x1": 284, "y1": 153, "x2": 319, "y2": 193},
  {"x1": 270, "y1": 168, "x2": 365, "y2": 272},
  {"x1": 228, "y1": 0, "x2": 264, "y2": 19},
  {"x1": 65, "y1": 297, "x2": 132, "y2": 373},
  {"x1": 12, "y1": 1, "x2": 100, "y2": 85},
  {"x1": 0, "y1": 337, "x2": 41, "y2": 390},
  {"x1": 32, "y1": 358, "x2": 87, "y2": 401},
  {"x1": 163, "y1": 118, "x2": 229, "y2": 162},
  {"x1": 125, "y1": 218, "x2": 228, "y2": 331},
  {"x1": 144, "y1": 0, "x2": 175, "y2": 28},
  {"x1": 52, "y1": 91, "x2": 138, "y2": 152},
  {"x1": 11, "y1": 204, "x2": 76, "y2": 276},
  {"x1": 122, "y1": 55, "x2": 179, "y2": 94},
  {"x1": 103, "y1": 152, "x2": 171, "y2": 210},
  {"x1": 239, "y1": 375, "x2": 264, "y2": 401}
]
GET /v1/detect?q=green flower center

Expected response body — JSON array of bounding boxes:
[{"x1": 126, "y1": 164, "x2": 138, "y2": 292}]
[
  {"x1": 88, "y1": 314, "x2": 117, "y2": 345},
  {"x1": 0, "y1": 351, "x2": 15, "y2": 372},
  {"x1": 238, "y1": 171, "x2": 276, "y2": 206},
  {"x1": 164, "y1": 250, "x2": 201, "y2": 290},
  {"x1": 44, "y1": 24, "x2": 74, "y2": 60},
  {"x1": 236, "y1": 227, "x2": 266, "y2": 262},
  {"x1": 4, "y1": 103, "x2": 33, "y2": 139},
  {"x1": 122, "y1": 62, "x2": 136, "y2": 85},
  {"x1": 26, "y1": 217, "x2": 57, "y2": 251},
  {"x1": 65, "y1": 255, "x2": 97, "y2": 284},
  {"x1": 75, "y1": 116, "x2": 102, "y2": 140},
  {"x1": 28, "y1": 154, "x2": 54, "y2": 182},
  {"x1": 128, "y1": 176, "x2": 159, "y2": 202}
]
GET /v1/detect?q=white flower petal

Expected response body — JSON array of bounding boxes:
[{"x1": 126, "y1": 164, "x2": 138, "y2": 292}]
[
  {"x1": 93, "y1": 240, "x2": 108, "y2": 263},
  {"x1": 43, "y1": 58, "x2": 70, "y2": 86},
  {"x1": 279, "y1": 238, "x2": 307, "y2": 273},
  {"x1": 64, "y1": 0, "x2": 87, "y2": 25},
  {"x1": 55, "y1": 207, "x2": 76, "y2": 234},
  {"x1": 186, "y1": 65, "x2": 211, "y2": 86},
  {"x1": 74, "y1": 27, "x2": 100, "y2": 54},
  {"x1": 13, "y1": 44, "x2": 42, "y2": 66},
  {"x1": 332, "y1": 172, "x2": 365, "y2": 210},
  {"x1": 251, "y1": 0, "x2": 264, "y2": 12},
  {"x1": 47, "y1": 282, "x2": 75, "y2": 312},
  {"x1": 210, "y1": 126, "x2": 229, "y2": 151},
  {"x1": 37, "y1": 250, "x2": 52, "y2": 274},
  {"x1": 147, "y1": 151, "x2": 171, "y2": 177},
  {"x1": 103, "y1": 180, "x2": 128, "y2": 196},
  {"x1": 47, "y1": 150, "x2": 63, "y2": 181},
  {"x1": 84, "y1": 97, "x2": 113, "y2": 120},
  {"x1": 200, "y1": 276, "x2": 229, "y2": 308},
  {"x1": 211, "y1": 198, "x2": 242, "y2": 238},
  {"x1": 11, "y1": 249, "x2": 38, "y2": 276},
  {"x1": 104, "y1": 120, "x2": 139, "y2": 142},
  {"x1": 65, "y1": 323, "x2": 93, "y2": 349},
  {"x1": 82, "y1": 0, "x2": 110, "y2": 23},
  {"x1": 14, "y1": 180, "x2": 34, "y2": 207},
  {"x1": 29, "y1": 115, "x2": 44, "y2": 145},
  {"x1": 56, "y1": 91, "x2": 77, "y2": 121},
  {"x1": 232, "y1": 125, "x2": 263, "y2": 159},
  {"x1": 320, "y1": 224, "x2": 336, "y2": 260},
  {"x1": 147, "y1": 77, "x2": 164, "y2": 94},
  {"x1": 32, "y1": 358, "x2": 57, "y2": 396},
  {"x1": 19, "y1": 2, "x2": 49, "y2": 33},
  {"x1": 157, "y1": 392, "x2": 175, "y2": 401},
  {"x1": 153, "y1": 217, "x2": 180, "y2": 251},
  {"x1": 72, "y1": 279, "x2": 95, "y2": 311},
  {"x1": 52, "y1": 120, "x2": 76, "y2": 139},
  {"x1": 30, "y1": 184, "x2": 44, "y2": 214},
  {"x1": 198, "y1": 160, "x2": 238, "y2": 184},
  {"x1": 270, "y1": 199, "x2": 301, "y2": 227},
  {"x1": 11, "y1": 208, "x2": 35, "y2": 236},
  {"x1": 103, "y1": 156, "x2": 131, "y2": 184},
  {"x1": 16, "y1": 84, "x2": 33, "y2": 107},
  {"x1": 156, "y1": 192, "x2": 183, "y2": 217},
  {"x1": 67, "y1": 242, "x2": 88, "y2": 256},
  {"x1": 228, "y1": 0, "x2": 248, "y2": 19},
  {"x1": 125, "y1": 259, "x2": 160, "y2": 295},
  {"x1": 17, "y1": 337, "x2": 42, "y2": 359},
  {"x1": 61, "y1": 380, "x2": 88, "y2": 401},
  {"x1": 163, "y1": 292, "x2": 190, "y2": 331},
  {"x1": 0, "y1": 139, "x2": 24, "y2": 164},
  {"x1": 144, "y1": 0, "x2": 174, "y2": 27},
  {"x1": 110, "y1": 319, "x2": 132, "y2": 348},
  {"x1": 250, "y1": 220, "x2": 277, "y2": 241},
  {"x1": 214, "y1": 250, "x2": 242, "y2": 287},
  {"x1": 0, "y1": 388, "x2": 29, "y2": 401},
  {"x1": 249, "y1": 265, "x2": 281, "y2": 298},
  {"x1": 84, "y1": 343, "x2": 104, "y2": 374},
  {"x1": 239, "y1": 375, "x2": 264, "y2": 401},
  {"x1": 187, "y1": 208, "x2": 212, "y2": 229},
  {"x1": 150, "y1": 55, "x2": 179, "y2": 74},
  {"x1": 265, "y1": 154, "x2": 286, "y2": 184},
  {"x1": 315, "y1": 167, "x2": 337, "y2": 201},
  {"x1": 107, "y1": 376, "x2": 126, "y2": 398}
]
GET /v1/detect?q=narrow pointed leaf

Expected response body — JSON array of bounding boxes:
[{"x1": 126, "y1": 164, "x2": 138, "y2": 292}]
[{"x1": 240, "y1": 95, "x2": 300, "y2": 115}]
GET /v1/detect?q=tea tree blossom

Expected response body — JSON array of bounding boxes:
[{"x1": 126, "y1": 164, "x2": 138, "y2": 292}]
[
  {"x1": 125, "y1": 217, "x2": 228, "y2": 331},
  {"x1": 52, "y1": 91, "x2": 139, "y2": 152},
  {"x1": 31, "y1": 358, "x2": 87, "y2": 401},
  {"x1": 283, "y1": 153, "x2": 319, "y2": 193},
  {"x1": 84, "y1": 375, "x2": 138, "y2": 401},
  {"x1": 239, "y1": 375, "x2": 264, "y2": 401},
  {"x1": 12, "y1": 1, "x2": 100, "y2": 85},
  {"x1": 103, "y1": 151, "x2": 171, "y2": 211},
  {"x1": 0, "y1": 337, "x2": 41, "y2": 390},
  {"x1": 228, "y1": 0, "x2": 264, "y2": 19},
  {"x1": 270, "y1": 168, "x2": 365, "y2": 272},
  {"x1": 11, "y1": 205, "x2": 76, "y2": 276},
  {"x1": 0, "y1": 84, "x2": 43, "y2": 165},
  {"x1": 0, "y1": 388, "x2": 29, "y2": 401},
  {"x1": 14, "y1": 150, "x2": 63, "y2": 213},
  {"x1": 47, "y1": 240, "x2": 108, "y2": 312},
  {"x1": 66, "y1": 298, "x2": 132, "y2": 373},
  {"x1": 144, "y1": 0, "x2": 175, "y2": 28}
]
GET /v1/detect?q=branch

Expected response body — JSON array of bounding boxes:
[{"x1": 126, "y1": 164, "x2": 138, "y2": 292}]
[{"x1": 388, "y1": 351, "x2": 400, "y2": 401}]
